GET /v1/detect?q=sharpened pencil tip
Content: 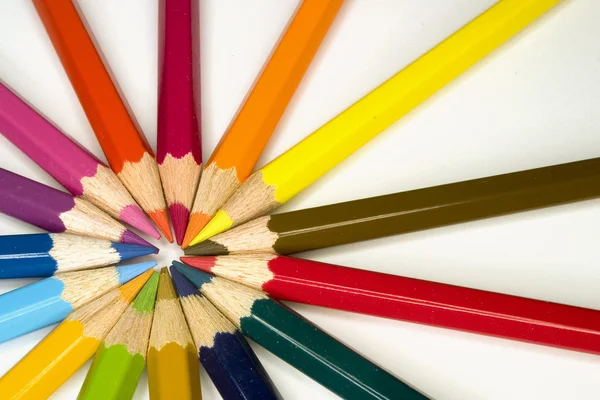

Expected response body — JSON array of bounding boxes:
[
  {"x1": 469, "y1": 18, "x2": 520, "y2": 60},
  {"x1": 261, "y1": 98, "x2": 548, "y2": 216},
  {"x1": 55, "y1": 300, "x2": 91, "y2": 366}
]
[
  {"x1": 119, "y1": 269, "x2": 154, "y2": 302},
  {"x1": 121, "y1": 229, "x2": 156, "y2": 248},
  {"x1": 170, "y1": 265, "x2": 200, "y2": 298},
  {"x1": 120, "y1": 204, "x2": 161, "y2": 239},
  {"x1": 131, "y1": 271, "x2": 160, "y2": 313},
  {"x1": 169, "y1": 203, "x2": 190, "y2": 246},
  {"x1": 188, "y1": 210, "x2": 232, "y2": 247},
  {"x1": 112, "y1": 242, "x2": 158, "y2": 261},
  {"x1": 148, "y1": 209, "x2": 174, "y2": 243},
  {"x1": 180, "y1": 256, "x2": 217, "y2": 273},
  {"x1": 181, "y1": 212, "x2": 212, "y2": 249},
  {"x1": 157, "y1": 266, "x2": 177, "y2": 300},
  {"x1": 184, "y1": 239, "x2": 229, "y2": 256},
  {"x1": 117, "y1": 261, "x2": 157, "y2": 284},
  {"x1": 173, "y1": 262, "x2": 214, "y2": 289}
]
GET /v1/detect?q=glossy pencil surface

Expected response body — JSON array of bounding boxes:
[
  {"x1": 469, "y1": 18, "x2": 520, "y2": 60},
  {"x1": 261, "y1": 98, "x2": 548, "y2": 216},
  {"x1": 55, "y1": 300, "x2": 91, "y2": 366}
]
[
  {"x1": 157, "y1": 0, "x2": 203, "y2": 245},
  {"x1": 170, "y1": 264, "x2": 280, "y2": 400},
  {"x1": 187, "y1": 157, "x2": 600, "y2": 256},
  {"x1": 183, "y1": 0, "x2": 343, "y2": 248},
  {"x1": 185, "y1": 255, "x2": 600, "y2": 355},
  {"x1": 0, "y1": 82, "x2": 159, "y2": 238},
  {"x1": 0, "y1": 233, "x2": 156, "y2": 278},
  {"x1": 147, "y1": 268, "x2": 201, "y2": 400},
  {"x1": 78, "y1": 272, "x2": 160, "y2": 400},
  {"x1": 0, "y1": 270, "x2": 153, "y2": 400},
  {"x1": 0, "y1": 261, "x2": 155, "y2": 343},
  {"x1": 0, "y1": 168, "x2": 153, "y2": 247},
  {"x1": 175, "y1": 264, "x2": 429, "y2": 400},
  {"x1": 192, "y1": 0, "x2": 562, "y2": 245},
  {"x1": 32, "y1": 0, "x2": 172, "y2": 241}
]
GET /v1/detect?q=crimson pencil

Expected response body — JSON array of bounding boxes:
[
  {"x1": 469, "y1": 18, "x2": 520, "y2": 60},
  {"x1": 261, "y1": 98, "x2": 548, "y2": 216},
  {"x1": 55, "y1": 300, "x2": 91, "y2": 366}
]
[
  {"x1": 0, "y1": 168, "x2": 153, "y2": 247},
  {"x1": 0, "y1": 82, "x2": 159, "y2": 239},
  {"x1": 157, "y1": 0, "x2": 203, "y2": 245},
  {"x1": 182, "y1": 254, "x2": 600, "y2": 355}
]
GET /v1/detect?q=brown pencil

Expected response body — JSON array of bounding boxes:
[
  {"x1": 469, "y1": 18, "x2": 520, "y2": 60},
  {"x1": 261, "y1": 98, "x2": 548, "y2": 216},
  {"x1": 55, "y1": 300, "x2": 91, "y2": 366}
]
[{"x1": 186, "y1": 156, "x2": 600, "y2": 256}]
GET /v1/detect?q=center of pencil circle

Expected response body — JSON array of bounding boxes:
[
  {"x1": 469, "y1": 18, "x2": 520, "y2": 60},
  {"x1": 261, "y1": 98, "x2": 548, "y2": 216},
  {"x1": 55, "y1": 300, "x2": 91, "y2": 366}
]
[{"x1": 145, "y1": 235, "x2": 183, "y2": 270}]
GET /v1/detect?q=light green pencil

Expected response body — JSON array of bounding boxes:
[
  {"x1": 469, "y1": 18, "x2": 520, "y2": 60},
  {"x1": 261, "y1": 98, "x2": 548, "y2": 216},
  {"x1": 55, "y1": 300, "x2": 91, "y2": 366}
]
[{"x1": 77, "y1": 271, "x2": 160, "y2": 400}]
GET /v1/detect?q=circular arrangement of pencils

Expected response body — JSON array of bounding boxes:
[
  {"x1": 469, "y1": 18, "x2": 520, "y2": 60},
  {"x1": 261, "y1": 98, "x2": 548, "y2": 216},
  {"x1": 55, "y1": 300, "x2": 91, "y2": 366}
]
[{"x1": 0, "y1": 0, "x2": 597, "y2": 399}]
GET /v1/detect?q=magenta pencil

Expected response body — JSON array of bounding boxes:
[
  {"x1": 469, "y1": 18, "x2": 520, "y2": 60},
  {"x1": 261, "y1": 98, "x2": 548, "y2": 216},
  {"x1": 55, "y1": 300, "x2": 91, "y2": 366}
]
[
  {"x1": 0, "y1": 168, "x2": 154, "y2": 248},
  {"x1": 157, "y1": 0, "x2": 203, "y2": 245},
  {"x1": 0, "y1": 82, "x2": 160, "y2": 239}
]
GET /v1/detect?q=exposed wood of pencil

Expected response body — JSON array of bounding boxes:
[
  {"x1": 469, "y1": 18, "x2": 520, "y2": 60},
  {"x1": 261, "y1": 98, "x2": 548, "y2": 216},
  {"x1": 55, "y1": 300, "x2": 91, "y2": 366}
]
[
  {"x1": 182, "y1": 0, "x2": 343, "y2": 248},
  {"x1": 176, "y1": 264, "x2": 430, "y2": 400},
  {"x1": 0, "y1": 270, "x2": 152, "y2": 399},
  {"x1": 157, "y1": 0, "x2": 203, "y2": 245},
  {"x1": 32, "y1": 0, "x2": 172, "y2": 242},
  {"x1": 187, "y1": 156, "x2": 600, "y2": 256},
  {"x1": 147, "y1": 268, "x2": 202, "y2": 400},
  {"x1": 186, "y1": 254, "x2": 600, "y2": 355},
  {"x1": 190, "y1": 0, "x2": 562, "y2": 245}
]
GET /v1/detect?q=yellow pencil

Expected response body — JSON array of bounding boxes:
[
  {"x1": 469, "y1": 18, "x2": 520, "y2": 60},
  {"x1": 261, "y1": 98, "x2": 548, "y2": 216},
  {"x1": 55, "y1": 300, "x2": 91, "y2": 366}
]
[
  {"x1": 0, "y1": 269, "x2": 154, "y2": 400},
  {"x1": 189, "y1": 0, "x2": 562, "y2": 246},
  {"x1": 147, "y1": 267, "x2": 202, "y2": 400}
]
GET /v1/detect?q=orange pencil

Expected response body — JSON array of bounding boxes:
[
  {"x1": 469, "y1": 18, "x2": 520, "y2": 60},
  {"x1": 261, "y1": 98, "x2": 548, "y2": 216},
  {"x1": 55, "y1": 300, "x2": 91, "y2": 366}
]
[
  {"x1": 182, "y1": 0, "x2": 344, "y2": 248},
  {"x1": 33, "y1": 0, "x2": 173, "y2": 242}
]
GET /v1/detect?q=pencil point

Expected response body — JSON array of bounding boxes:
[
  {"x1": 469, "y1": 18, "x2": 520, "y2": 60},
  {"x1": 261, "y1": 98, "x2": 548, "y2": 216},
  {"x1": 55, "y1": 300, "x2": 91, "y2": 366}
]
[
  {"x1": 157, "y1": 266, "x2": 177, "y2": 300},
  {"x1": 121, "y1": 229, "x2": 156, "y2": 249},
  {"x1": 111, "y1": 242, "x2": 158, "y2": 261},
  {"x1": 188, "y1": 210, "x2": 232, "y2": 247},
  {"x1": 173, "y1": 262, "x2": 214, "y2": 289},
  {"x1": 169, "y1": 203, "x2": 190, "y2": 246},
  {"x1": 184, "y1": 240, "x2": 229, "y2": 256},
  {"x1": 170, "y1": 265, "x2": 200, "y2": 298},
  {"x1": 181, "y1": 212, "x2": 212, "y2": 249},
  {"x1": 180, "y1": 256, "x2": 217, "y2": 273},
  {"x1": 120, "y1": 204, "x2": 161, "y2": 239},
  {"x1": 132, "y1": 271, "x2": 160, "y2": 313},
  {"x1": 148, "y1": 209, "x2": 174, "y2": 243},
  {"x1": 119, "y1": 269, "x2": 155, "y2": 302},
  {"x1": 116, "y1": 261, "x2": 157, "y2": 284}
]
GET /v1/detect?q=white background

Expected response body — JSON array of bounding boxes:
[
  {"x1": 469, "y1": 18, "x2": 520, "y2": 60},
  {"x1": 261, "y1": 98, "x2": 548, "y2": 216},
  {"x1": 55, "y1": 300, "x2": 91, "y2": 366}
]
[{"x1": 1, "y1": 0, "x2": 600, "y2": 399}]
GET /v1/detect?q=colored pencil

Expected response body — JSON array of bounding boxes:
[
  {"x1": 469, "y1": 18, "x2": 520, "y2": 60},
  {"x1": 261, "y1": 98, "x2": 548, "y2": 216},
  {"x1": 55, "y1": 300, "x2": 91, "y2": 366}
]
[
  {"x1": 170, "y1": 264, "x2": 280, "y2": 400},
  {"x1": 0, "y1": 261, "x2": 155, "y2": 343},
  {"x1": 174, "y1": 264, "x2": 430, "y2": 400},
  {"x1": 0, "y1": 269, "x2": 153, "y2": 400},
  {"x1": 0, "y1": 82, "x2": 160, "y2": 239},
  {"x1": 78, "y1": 272, "x2": 160, "y2": 400},
  {"x1": 184, "y1": 255, "x2": 600, "y2": 355},
  {"x1": 33, "y1": 0, "x2": 173, "y2": 242},
  {"x1": 182, "y1": 0, "x2": 344, "y2": 248},
  {"x1": 0, "y1": 233, "x2": 156, "y2": 279},
  {"x1": 187, "y1": 157, "x2": 600, "y2": 256},
  {"x1": 157, "y1": 0, "x2": 203, "y2": 246},
  {"x1": 0, "y1": 168, "x2": 154, "y2": 247},
  {"x1": 147, "y1": 267, "x2": 202, "y2": 400},
  {"x1": 190, "y1": 0, "x2": 562, "y2": 246}
]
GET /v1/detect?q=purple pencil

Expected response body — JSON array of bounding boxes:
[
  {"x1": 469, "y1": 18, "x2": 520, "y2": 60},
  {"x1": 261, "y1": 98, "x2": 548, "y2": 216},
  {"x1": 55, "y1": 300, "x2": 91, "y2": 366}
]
[
  {"x1": 0, "y1": 82, "x2": 160, "y2": 239},
  {"x1": 0, "y1": 167, "x2": 154, "y2": 248},
  {"x1": 157, "y1": 0, "x2": 203, "y2": 245}
]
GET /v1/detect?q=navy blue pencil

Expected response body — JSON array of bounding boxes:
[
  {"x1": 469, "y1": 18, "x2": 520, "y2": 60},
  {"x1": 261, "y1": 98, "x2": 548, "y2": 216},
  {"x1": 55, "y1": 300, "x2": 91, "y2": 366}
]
[
  {"x1": 0, "y1": 233, "x2": 157, "y2": 279},
  {"x1": 170, "y1": 263, "x2": 280, "y2": 400}
]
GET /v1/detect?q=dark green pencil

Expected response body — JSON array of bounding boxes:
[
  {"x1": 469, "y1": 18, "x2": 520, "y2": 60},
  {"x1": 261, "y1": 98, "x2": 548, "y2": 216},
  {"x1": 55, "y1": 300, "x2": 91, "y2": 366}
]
[
  {"x1": 186, "y1": 156, "x2": 600, "y2": 256},
  {"x1": 173, "y1": 263, "x2": 430, "y2": 400}
]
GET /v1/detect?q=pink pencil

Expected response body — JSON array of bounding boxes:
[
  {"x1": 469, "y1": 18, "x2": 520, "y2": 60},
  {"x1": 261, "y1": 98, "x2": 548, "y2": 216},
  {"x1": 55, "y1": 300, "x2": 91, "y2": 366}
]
[
  {"x1": 0, "y1": 82, "x2": 160, "y2": 239},
  {"x1": 157, "y1": 0, "x2": 203, "y2": 245}
]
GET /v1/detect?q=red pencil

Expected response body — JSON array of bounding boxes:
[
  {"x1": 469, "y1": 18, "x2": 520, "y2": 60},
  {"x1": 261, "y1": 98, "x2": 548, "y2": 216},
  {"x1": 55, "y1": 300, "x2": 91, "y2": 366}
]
[
  {"x1": 157, "y1": 0, "x2": 203, "y2": 245},
  {"x1": 182, "y1": 254, "x2": 600, "y2": 355}
]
